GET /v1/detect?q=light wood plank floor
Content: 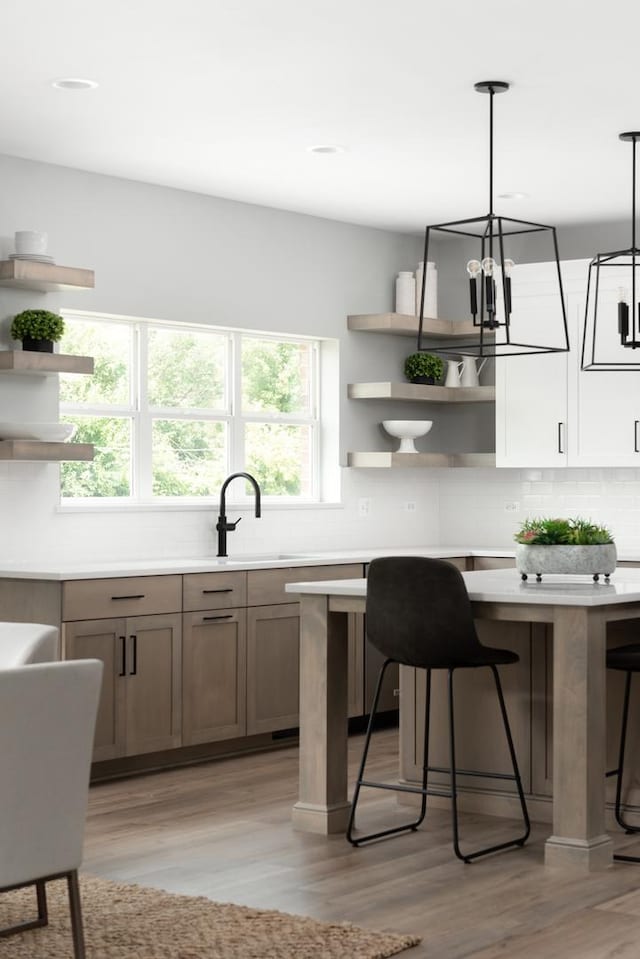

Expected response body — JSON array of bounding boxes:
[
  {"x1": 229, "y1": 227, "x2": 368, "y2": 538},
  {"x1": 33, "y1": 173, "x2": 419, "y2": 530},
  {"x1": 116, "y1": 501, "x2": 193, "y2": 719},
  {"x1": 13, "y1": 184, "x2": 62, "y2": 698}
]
[{"x1": 83, "y1": 730, "x2": 640, "y2": 958}]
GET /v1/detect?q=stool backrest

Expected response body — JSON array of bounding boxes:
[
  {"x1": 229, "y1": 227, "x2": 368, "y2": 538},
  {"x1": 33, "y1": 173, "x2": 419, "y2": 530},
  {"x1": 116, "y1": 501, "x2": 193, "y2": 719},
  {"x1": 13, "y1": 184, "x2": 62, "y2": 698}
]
[{"x1": 366, "y1": 556, "x2": 482, "y2": 668}]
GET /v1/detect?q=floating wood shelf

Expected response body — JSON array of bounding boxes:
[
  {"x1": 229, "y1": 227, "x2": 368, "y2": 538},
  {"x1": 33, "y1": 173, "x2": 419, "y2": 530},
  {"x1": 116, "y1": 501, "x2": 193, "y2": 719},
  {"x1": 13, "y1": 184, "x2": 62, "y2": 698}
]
[
  {"x1": 0, "y1": 351, "x2": 94, "y2": 375},
  {"x1": 347, "y1": 451, "x2": 496, "y2": 468},
  {"x1": 348, "y1": 382, "x2": 495, "y2": 403},
  {"x1": 0, "y1": 260, "x2": 94, "y2": 292},
  {"x1": 347, "y1": 313, "x2": 485, "y2": 339},
  {"x1": 0, "y1": 441, "x2": 94, "y2": 462}
]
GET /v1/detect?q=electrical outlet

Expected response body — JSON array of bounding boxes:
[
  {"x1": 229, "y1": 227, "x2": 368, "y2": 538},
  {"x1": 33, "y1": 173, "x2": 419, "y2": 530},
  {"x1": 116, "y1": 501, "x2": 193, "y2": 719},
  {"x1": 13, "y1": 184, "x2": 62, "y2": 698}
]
[
  {"x1": 357, "y1": 497, "x2": 371, "y2": 517},
  {"x1": 404, "y1": 501, "x2": 417, "y2": 512},
  {"x1": 505, "y1": 501, "x2": 520, "y2": 512}
]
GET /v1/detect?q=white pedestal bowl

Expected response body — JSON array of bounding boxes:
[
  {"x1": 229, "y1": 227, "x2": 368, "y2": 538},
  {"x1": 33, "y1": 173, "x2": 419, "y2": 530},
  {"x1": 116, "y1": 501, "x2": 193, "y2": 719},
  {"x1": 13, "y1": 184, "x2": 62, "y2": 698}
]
[{"x1": 382, "y1": 419, "x2": 433, "y2": 453}]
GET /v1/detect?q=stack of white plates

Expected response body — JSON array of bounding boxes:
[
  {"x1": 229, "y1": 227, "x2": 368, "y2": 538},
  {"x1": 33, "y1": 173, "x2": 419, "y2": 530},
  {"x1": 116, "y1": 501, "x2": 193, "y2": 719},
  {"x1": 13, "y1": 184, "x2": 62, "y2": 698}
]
[{"x1": 8, "y1": 253, "x2": 56, "y2": 264}]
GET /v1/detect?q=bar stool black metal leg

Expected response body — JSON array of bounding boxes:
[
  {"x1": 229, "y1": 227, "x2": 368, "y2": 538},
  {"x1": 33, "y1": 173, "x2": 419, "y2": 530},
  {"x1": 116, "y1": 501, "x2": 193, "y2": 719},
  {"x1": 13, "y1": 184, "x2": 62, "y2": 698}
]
[
  {"x1": 449, "y1": 666, "x2": 531, "y2": 863},
  {"x1": 491, "y1": 665, "x2": 531, "y2": 844},
  {"x1": 347, "y1": 659, "x2": 429, "y2": 846},
  {"x1": 607, "y1": 670, "x2": 640, "y2": 863},
  {"x1": 415, "y1": 668, "x2": 432, "y2": 828},
  {"x1": 448, "y1": 668, "x2": 466, "y2": 862},
  {"x1": 613, "y1": 672, "x2": 639, "y2": 834}
]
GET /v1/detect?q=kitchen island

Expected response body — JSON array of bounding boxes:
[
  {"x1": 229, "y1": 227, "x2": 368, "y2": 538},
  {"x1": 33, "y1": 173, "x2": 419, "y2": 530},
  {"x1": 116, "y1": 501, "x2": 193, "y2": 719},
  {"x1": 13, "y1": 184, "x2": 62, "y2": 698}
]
[{"x1": 286, "y1": 567, "x2": 640, "y2": 871}]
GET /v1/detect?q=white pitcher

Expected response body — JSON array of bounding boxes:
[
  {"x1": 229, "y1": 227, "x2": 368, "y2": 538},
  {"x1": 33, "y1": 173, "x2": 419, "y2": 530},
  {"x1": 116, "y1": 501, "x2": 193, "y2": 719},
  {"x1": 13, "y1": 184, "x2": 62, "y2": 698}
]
[
  {"x1": 460, "y1": 357, "x2": 488, "y2": 388},
  {"x1": 445, "y1": 359, "x2": 464, "y2": 387}
]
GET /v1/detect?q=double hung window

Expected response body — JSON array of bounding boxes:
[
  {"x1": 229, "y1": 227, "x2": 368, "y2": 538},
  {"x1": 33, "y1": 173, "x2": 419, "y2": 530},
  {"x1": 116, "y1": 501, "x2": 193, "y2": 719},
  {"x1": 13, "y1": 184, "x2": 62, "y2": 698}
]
[{"x1": 59, "y1": 313, "x2": 324, "y2": 505}]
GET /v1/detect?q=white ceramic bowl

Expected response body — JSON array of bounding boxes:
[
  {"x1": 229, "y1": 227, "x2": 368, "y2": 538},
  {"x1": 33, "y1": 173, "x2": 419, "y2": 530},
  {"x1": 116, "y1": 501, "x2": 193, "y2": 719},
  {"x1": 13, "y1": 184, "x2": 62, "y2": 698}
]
[
  {"x1": 382, "y1": 419, "x2": 433, "y2": 453},
  {"x1": 0, "y1": 422, "x2": 76, "y2": 442}
]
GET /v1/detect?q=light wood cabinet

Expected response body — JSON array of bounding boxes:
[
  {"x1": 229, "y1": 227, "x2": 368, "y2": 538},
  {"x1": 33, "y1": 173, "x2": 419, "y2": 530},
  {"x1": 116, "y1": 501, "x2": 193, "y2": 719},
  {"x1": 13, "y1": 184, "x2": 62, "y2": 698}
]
[
  {"x1": 182, "y1": 609, "x2": 246, "y2": 745},
  {"x1": 63, "y1": 612, "x2": 182, "y2": 761},
  {"x1": 247, "y1": 603, "x2": 301, "y2": 735},
  {"x1": 246, "y1": 564, "x2": 366, "y2": 731}
]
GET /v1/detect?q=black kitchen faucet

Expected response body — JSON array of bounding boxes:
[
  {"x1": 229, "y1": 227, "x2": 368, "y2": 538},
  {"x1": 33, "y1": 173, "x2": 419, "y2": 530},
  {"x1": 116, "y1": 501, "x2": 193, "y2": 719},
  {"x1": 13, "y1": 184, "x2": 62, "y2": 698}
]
[{"x1": 216, "y1": 472, "x2": 261, "y2": 557}]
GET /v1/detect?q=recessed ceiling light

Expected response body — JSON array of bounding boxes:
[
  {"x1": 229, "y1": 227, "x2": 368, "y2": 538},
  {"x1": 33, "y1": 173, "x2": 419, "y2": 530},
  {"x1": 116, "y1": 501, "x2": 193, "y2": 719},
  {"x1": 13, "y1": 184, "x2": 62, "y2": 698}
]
[
  {"x1": 498, "y1": 191, "x2": 529, "y2": 200},
  {"x1": 307, "y1": 145, "x2": 346, "y2": 155},
  {"x1": 52, "y1": 77, "x2": 99, "y2": 91}
]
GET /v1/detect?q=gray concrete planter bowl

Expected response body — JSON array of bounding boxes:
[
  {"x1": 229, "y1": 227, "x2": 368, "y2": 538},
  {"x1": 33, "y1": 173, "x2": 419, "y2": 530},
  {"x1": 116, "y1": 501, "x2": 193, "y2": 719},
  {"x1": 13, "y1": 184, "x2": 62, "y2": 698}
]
[{"x1": 516, "y1": 543, "x2": 617, "y2": 582}]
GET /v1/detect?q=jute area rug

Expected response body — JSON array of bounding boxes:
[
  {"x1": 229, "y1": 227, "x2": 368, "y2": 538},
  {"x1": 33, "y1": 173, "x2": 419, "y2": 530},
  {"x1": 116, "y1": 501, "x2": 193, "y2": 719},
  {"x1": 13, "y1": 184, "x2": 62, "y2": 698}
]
[{"x1": 0, "y1": 875, "x2": 421, "y2": 958}]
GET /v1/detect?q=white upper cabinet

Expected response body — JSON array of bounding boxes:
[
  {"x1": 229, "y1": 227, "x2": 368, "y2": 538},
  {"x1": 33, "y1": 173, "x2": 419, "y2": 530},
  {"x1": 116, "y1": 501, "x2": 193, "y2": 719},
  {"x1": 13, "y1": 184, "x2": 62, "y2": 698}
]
[
  {"x1": 496, "y1": 262, "x2": 571, "y2": 467},
  {"x1": 570, "y1": 273, "x2": 640, "y2": 467},
  {"x1": 497, "y1": 258, "x2": 640, "y2": 468}
]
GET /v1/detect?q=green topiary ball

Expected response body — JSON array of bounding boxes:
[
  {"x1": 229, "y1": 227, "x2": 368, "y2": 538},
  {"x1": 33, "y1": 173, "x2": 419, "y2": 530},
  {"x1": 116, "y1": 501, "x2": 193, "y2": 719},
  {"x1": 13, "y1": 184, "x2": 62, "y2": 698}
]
[{"x1": 10, "y1": 309, "x2": 66, "y2": 342}]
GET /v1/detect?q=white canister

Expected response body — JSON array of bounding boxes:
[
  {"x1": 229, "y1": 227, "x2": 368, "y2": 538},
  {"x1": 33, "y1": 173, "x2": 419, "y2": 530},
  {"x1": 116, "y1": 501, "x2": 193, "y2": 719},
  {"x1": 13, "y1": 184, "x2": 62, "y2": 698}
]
[
  {"x1": 395, "y1": 271, "x2": 416, "y2": 316},
  {"x1": 415, "y1": 261, "x2": 438, "y2": 318}
]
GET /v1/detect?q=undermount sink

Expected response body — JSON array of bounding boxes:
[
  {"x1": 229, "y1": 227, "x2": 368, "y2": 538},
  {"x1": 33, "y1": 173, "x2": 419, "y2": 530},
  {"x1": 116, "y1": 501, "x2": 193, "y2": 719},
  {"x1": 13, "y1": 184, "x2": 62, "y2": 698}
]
[{"x1": 180, "y1": 553, "x2": 317, "y2": 565}]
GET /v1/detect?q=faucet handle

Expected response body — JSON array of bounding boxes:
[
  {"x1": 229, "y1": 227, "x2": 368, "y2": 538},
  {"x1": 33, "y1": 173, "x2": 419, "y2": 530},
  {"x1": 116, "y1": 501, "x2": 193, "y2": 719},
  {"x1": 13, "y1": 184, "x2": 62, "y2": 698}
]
[{"x1": 228, "y1": 516, "x2": 242, "y2": 531}]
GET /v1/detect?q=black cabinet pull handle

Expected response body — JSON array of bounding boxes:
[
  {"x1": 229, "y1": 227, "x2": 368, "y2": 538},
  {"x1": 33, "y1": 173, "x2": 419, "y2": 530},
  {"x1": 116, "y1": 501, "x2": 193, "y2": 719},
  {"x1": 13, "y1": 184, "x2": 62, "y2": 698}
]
[
  {"x1": 118, "y1": 635, "x2": 126, "y2": 677},
  {"x1": 130, "y1": 635, "x2": 137, "y2": 675},
  {"x1": 202, "y1": 588, "x2": 233, "y2": 594},
  {"x1": 557, "y1": 422, "x2": 565, "y2": 454},
  {"x1": 203, "y1": 614, "x2": 233, "y2": 621},
  {"x1": 635, "y1": 420, "x2": 639, "y2": 453},
  {"x1": 111, "y1": 594, "x2": 145, "y2": 601}
]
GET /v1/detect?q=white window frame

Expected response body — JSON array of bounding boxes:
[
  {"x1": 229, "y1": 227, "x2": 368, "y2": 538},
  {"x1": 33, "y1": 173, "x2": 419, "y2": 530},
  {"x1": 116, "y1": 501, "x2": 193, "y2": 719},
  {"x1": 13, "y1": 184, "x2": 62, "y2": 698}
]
[{"x1": 59, "y1": 310, "x2": 330, "y2": 507}]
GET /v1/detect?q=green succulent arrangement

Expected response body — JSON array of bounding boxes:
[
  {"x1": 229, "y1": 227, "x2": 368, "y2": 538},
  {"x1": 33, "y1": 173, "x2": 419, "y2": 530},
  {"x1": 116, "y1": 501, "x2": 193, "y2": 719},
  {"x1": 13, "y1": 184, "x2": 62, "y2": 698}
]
[
  {"x1": 404, "y1": 352, "x2": 444, "y2": 383},
  {"x1": 514, "y1": 516, "x2": 614, "y2": 546},
  {"x1": 10, "y1": 309, "x2": 65, "y2": 343}
]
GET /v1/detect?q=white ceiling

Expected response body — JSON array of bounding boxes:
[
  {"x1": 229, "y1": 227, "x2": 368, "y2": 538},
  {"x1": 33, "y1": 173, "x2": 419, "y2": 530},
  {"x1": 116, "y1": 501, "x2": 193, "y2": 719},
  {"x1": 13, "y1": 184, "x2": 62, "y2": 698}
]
[{"x1": 3, "y1": 0, "x2": 640, "y2": 234}]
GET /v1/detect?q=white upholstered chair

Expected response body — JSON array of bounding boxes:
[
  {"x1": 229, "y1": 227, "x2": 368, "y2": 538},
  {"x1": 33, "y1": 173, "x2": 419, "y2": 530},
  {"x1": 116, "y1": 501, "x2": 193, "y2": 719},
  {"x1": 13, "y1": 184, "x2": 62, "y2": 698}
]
[
  {"x1": 0, "y1": 622, "x2": 59, "y2": 666},
  {"x1": 0, "y1": 659, "x2": 102, "y2": 958}
]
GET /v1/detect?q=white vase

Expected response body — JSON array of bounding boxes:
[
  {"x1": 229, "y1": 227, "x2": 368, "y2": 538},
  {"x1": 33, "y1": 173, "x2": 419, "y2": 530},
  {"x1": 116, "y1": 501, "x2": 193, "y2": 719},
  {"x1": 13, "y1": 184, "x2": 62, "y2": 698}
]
[
  {"x1": 516, "y1": 544, "x2": 617, "y2": 581},
  {"x1": 395, "y1": 272, "x2": 415, "y2": 315},
  {"x1": 415, "y1": 261, "x2": 438, "y2": 318}
]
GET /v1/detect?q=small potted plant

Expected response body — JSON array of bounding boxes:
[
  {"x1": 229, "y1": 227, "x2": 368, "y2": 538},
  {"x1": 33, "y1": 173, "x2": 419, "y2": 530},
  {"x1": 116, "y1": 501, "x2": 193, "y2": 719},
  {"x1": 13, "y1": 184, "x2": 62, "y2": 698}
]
[
  {"x1": 514, "y1": 516, "x2": 616, "y2": 582},
  {"x1": 10, "y1": 309, "x2": 66, "y2": 353},
  {"x1": 404, "y1": 352, "x2": 444, "y2": 385}
]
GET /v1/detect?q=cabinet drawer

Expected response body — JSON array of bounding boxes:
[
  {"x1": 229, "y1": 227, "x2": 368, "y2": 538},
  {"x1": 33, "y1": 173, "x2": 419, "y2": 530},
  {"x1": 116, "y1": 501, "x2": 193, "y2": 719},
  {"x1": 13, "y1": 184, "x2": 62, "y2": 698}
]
[
  {"x1": 247, "y1": 563, "x2": 363, "y2": 606},
  {"x1": 62, "y1": 575, "x2": 182, "y2": 621},
  {"x1": 183, "y1": 571, "x2": 247, "y2": 611}
]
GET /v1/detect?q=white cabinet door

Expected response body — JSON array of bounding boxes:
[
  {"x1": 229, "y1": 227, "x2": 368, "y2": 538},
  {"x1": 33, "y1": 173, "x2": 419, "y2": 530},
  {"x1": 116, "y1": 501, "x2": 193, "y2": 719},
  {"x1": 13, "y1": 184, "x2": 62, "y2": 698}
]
[
  {"x1": 496, "y1": 263, "x2": 569, "y2": 467},
  {"x1": 570, "y1": 281, "x2": 640, "y2": 467}
]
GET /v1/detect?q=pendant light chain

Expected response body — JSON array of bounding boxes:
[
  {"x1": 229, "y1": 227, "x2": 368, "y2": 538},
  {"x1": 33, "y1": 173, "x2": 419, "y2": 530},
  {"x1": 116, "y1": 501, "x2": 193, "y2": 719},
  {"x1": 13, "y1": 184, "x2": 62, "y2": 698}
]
[{"x1": 488, "y1": 85, "x2": 494, "y2": 218}]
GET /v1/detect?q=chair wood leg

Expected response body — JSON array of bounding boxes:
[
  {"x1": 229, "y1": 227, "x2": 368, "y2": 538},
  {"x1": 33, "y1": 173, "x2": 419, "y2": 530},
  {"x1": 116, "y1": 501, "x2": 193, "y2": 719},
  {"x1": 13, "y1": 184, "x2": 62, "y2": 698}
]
[{"x1": 67, "y1": 870, "x2": 86, "y2": 959}]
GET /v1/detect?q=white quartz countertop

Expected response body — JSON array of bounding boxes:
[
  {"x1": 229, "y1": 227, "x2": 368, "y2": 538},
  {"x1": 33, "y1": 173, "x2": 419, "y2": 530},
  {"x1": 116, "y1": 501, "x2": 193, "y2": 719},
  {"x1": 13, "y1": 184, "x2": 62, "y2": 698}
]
[
  {"x1": 285, "y1": 566, "x2": 640, "y2": 607},
  {"x1": 0, "y1": 545, "x2": 505, "y2": 580},
  {"x1": 1, "y1": 543, "x2": 640, "y2": 581}
]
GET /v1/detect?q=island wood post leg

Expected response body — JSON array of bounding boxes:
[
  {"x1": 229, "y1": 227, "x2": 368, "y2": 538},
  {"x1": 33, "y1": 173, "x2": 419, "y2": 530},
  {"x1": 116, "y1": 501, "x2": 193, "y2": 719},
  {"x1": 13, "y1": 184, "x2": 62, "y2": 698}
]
[
  {"x1": 292, "y1": 594, "x2": 350, "y2": 834},
  {"x1": 545, "y1": 606, "x2": 613, "y2": 869}
]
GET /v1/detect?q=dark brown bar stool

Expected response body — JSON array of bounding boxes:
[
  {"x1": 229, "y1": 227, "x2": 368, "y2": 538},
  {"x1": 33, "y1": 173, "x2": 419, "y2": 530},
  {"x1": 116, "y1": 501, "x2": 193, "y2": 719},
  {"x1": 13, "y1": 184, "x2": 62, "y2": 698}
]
[
  {"x1": 347, "y1": 556, "x2": 530, "y2": 863},
  {"x1": 607, "y1": 642, "x2": 640, "y2": 862}
]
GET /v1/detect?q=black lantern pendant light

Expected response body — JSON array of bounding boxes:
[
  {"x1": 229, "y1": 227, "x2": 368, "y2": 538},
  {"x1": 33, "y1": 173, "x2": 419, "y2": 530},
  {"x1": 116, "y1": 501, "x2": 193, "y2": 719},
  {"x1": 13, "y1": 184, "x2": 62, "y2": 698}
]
[
  {"x1": 582, "y1": 132, "x2": 640, "y2": 370},
  {"x1": 417, "y1": 81, "x2": 569, "y2": 359}
]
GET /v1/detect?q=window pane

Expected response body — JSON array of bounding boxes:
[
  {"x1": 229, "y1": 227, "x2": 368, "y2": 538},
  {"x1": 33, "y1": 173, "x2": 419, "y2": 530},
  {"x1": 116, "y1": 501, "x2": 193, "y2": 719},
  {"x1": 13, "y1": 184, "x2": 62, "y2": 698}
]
[
  {"x1": 148, "y1": 328, "x2": 227, "y2": 410},
  {"x1": 241, "y1": 338, "x2": 311, "y2": 414},
  {"x1": 152, "y1": 419, "x2": 226, "y2": 496},
  {"x1": 60, "y1": 416, "x2": 132, "y2": 498},
  {"x1": 245, "y1": 422, "x2": 312, "y2": 496},
  {"x1": 60, "y1": 320, "x2": 131, "y2": 406}
]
